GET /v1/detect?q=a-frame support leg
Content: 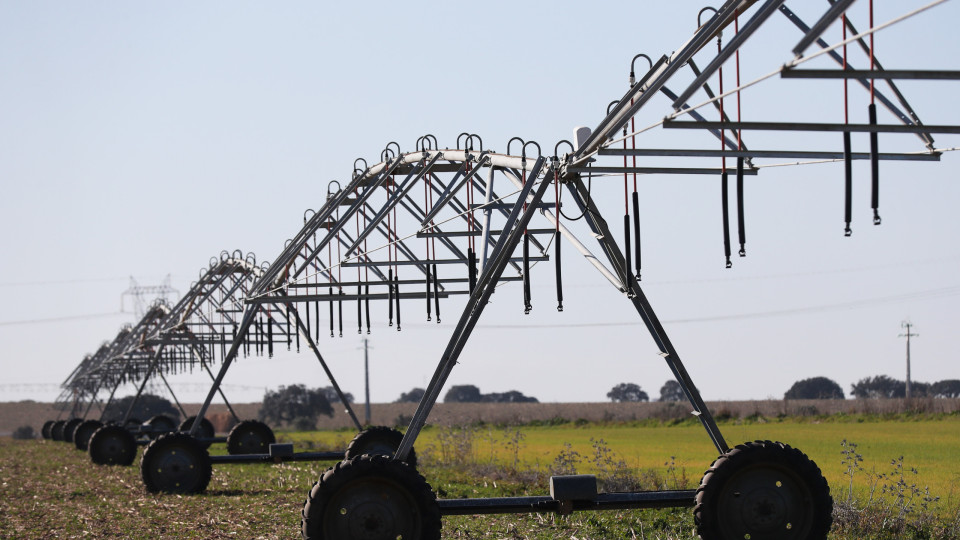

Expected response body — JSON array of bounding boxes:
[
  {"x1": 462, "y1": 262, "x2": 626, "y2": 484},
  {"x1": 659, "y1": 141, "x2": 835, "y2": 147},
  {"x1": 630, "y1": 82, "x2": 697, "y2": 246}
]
[
  {"x1": 566, "y1": 176, "x2": 728, "y2": 454},
  {"x1": 395, "y1": 159, "x2": 551, "y2": 461}
]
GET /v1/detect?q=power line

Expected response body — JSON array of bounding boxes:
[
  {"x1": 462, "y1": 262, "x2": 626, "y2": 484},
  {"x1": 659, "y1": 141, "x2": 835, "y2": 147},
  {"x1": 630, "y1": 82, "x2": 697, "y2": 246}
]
[{"x1": 0, "y1": 311, "x2": 128, "y2": 327}]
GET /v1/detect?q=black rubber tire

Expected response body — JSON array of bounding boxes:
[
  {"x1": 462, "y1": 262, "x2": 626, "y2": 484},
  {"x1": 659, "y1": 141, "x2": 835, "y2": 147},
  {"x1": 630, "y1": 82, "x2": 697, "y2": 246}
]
[
  {"x1": 124, "y1": 417, "x2": 143, "y2": 428},
  {"x1": 344, "y1": 426, "x2": 417, "y2": 469},
  {"x1": 50, "y1": 420, "x2": 67, "y2": 442},
  {"x1": 694, "y1": 440, "x2": 833, "y2": 540},
  {"x1": 140, "y1": 432, "x2": 212, "y2": 494},
  {"x1": 41, "y1": 420, "x2": 55, "y2": 440},
  {"x1": 178, "y1": 416, "x2": 215, "y2": 448},
  {"x1": 301, "y1": 454, "x2": 440, "y2": 540},
  {"x1": 88, "y1": 424, "x2": 138, "y2": 466},
  {"x1": 62, "y1": 418, "x2": 84, "y2": 445},
  {"x1": 73, "y1": 420, "x2": 104, "y2": 451},
  {"x1": 226, "y1": 420, "x2": 275, "y2": 455},
  {"x1": 145, "y1": 414, "x2": 178, "y2": 439}
]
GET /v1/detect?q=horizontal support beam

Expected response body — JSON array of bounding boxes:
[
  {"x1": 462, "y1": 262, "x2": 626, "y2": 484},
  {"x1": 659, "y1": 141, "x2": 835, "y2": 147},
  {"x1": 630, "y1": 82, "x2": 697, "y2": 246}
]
[
  {"x1": 567, "y1": 166, "x2": 759, "y2": 175},
  {"x1": 438, "y1": 490, "x2": 696, "y2": 516},
  {"x1": 341, "y1": 256, "x2": 548, "y2": 267},
  {"x1": 209, "y1": 451, "x2": 343, "y2": 464},
  {"x1": 470, "y1": 203, "x2": 559, "y2": 210},
  {"x1": 662, "y1": 119, "x2": 960, "y2": 134},
  {"x1": 598, "y1": 148, "x2": 940, "y2": 161},
  {"x1": 247, "y1": 291, "x2": 465, "y2": 304},
  {"x1": 417, "y1": 228, "x2": 557, "y2": 238},
  {"x1": 285, "y1": 276, "x2": 522, "y2": 289},
  {"x1": 782, "y1": 69, "x2": 960, "y2": 80}
]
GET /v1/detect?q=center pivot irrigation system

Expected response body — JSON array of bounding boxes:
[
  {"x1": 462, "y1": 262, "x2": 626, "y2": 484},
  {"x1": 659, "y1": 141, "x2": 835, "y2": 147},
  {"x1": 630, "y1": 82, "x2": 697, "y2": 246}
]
[{"x1": 46, "y1": 1, "x2": 959, "y2": 538}]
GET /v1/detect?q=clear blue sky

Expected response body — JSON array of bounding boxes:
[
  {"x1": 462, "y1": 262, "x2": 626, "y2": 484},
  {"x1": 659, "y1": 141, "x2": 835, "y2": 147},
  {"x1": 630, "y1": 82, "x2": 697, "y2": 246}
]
[{"x1": 1, "y1": 1, "x2": 957, "y2": 406}]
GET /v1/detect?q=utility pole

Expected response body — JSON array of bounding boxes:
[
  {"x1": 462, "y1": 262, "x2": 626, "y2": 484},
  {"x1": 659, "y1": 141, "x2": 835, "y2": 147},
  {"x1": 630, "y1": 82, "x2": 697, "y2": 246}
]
[
  {"x1": 899, "y1": 321, "x2": 919, "y2": 399},
  {"x1": 361, "y1": 338, "x2": 371, "y2": 425}
]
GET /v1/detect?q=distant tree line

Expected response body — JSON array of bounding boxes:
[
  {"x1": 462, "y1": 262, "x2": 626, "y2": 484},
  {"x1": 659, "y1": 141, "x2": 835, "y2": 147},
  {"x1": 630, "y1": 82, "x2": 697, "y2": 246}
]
[
  {"x1": 784, "y1": 376, "x2": 960, "y2": 400},
  {"x1": 442, "y1": 384, "x2": 538, "y2": 403}
]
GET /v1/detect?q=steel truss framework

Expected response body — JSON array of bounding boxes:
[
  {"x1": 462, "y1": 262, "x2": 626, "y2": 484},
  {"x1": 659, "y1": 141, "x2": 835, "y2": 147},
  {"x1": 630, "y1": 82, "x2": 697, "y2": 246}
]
[
  {"x1": 59, "y1": 251, "x2": 365, "y2": 431},
  {"x1": 54, "y1": 0, "x2": 959, "y2": 535}
]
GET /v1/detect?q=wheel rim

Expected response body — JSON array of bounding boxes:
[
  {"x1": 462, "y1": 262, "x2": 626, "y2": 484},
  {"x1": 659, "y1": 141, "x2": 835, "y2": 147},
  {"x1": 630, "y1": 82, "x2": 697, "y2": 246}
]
[
  {"x1": 236, "y1": 429, "x2": 267, "y2": 453},
  {"x1": 97, "y1": 432, "x2": 131, "y2": 463},
  {"x1": 148, "y1": 443, "x2": 202, "y2": 492},
  {"x1": 322, "y1": 476, "x2": 422, "y2": 540},
  {"x1": 716, "y1": 463, "x2": 814, "y2": 540},
  {"x1": 356, "y1": 438, "x2": 397, "y2": 457}
]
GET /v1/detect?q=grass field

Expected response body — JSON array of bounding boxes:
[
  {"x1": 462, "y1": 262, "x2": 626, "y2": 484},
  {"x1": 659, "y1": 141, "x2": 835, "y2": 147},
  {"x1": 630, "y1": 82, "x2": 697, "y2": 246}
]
[{"x1": 2, "y1": 414, "x2": 958, "y2": 538}]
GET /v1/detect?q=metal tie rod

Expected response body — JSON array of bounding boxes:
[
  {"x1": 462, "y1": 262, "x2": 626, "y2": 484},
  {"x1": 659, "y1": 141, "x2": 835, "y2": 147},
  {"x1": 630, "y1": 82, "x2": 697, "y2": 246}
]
[
  {"x1": 791, "y1": 0, "x2": 857, "y2": 56},
  {"x1": 782, "y1": 69, "x2": 960, "y2": 80},
  {"x1": 341, "y1": 256, "x2": 549, "y2": 267},
  {"x1": 567, "y1": 166, "x2": 759, "y2": 175},
  {"x1": 662, "y1": 120, "x2": 960, "y2": 134},
  {"x1": 418, "y1": 228, "x2": 557, "y2": 238}
]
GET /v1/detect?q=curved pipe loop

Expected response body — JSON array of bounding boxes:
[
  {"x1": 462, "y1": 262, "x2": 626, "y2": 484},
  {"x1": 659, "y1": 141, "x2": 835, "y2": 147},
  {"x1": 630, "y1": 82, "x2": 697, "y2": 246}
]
[
  {"x1": 260, "y1": 261, "x2": 270, "y2": 272},
  {"x1": 284, "y1": 238, "x2": 293, "y2": 249},
  {"x1": 630, "y1": 53, "x2": 653, "y2": 86},
  {"x1": 416, "y1": 134, "x2": 437, "y2": 152},
  {"x1": 245, "y1": 252, "x2": 257, "y2": 266},
  {"x1": 327, "y1": 180, "x2": 342, "y2": 200},
  {"x1": 353, "y1": 158, "x2": 368, "y2": 179},
  {"x1": 232, "y1": 249, "x2": 244, "y2": 260},
  {"x1": 381, "y1": 141, "x2": 400, "y2": 163},
  {"x1": 468, "y1": 134, "x2": 483, "y2": 152},
  {"x1": 303, "y1": 208, "x2": 316, "y2": 224},
  {"x1": 507, "y1": 137, "x2": 525, "y2": 157},
  {"x1": 220, "y1": 250, "x2": 231, "y2": 262},
  {"x1": 522, "y1": 141, "x2": 542, "y2": 162},
  {"x1": 456, "y1": 132, "x2": 470, "y2": 149},
  {"x1": 554, "y1": 140, "x2": 574, "y2": 160},
  {"x1": 698, "y1": 6, "x2": 720, "y2": 35},
  {"x1": 209, "y1": 256, "x2": 219, "y2": 268}
]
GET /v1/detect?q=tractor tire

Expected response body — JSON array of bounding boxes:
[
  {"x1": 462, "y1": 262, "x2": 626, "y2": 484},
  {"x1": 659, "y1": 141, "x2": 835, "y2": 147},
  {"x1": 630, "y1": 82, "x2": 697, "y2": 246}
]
[
  {"x1": 344, "y1": 426, "x2": 417, "y2": 468},
  {"x1": 50, "y1": 420, "x2": 67, "y2": 442},
  {"x1": 41, "y1": 420, "x2": 55, "y2": 440},
  {"x1": 74, "y1": 420, "x2": 103, "y2": 451},
  {"x1": 226, "y1": 420, "x2": 275, "y2": 455},
  {"x1": 140, "y1": 432, "x2": 212, "y2": 494},
  {"x1": 88, "y1": 424, "x2": 137, "y2": 466},
  {"x1": 694, "y1": 440, "x2": 832, "y2": 540},
  {"x1": 145, "y1": 414, "x2": 178, "y2": 439},
  {"x1": 178, "y1": 416, "x2": 215, "y2": 448},
  {"x1": 62, "y1": 418, "x2": 84, "y2": 445},
  {"x1": 301, "y1": 454, "x2": 440, "y2": 540}
]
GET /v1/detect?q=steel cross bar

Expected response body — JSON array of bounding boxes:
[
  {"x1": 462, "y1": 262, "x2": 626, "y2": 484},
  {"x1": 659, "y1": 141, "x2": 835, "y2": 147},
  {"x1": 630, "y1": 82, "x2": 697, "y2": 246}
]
[
  {"x1": 598, "y1": 147, "x2": 940, "y2": 161},
  {"x1": 343, "y1": 155, "x2": 437, "y2": 255},
  {"x1": 395, "y1": 159, "x2": 551, "y2": 461},
  {"x1": 782, "y1": 69, "x2": 960, "y2": 80},
  {"x1": 659, "y1": 85, "x2": 746, "y2": 158},
  {"x1": 286, "y1": 302, "x2": 363, "y2": 430},
  {"x1": 187, "y1": 340, "x2": 240, "y2": 422},
  {"x1": 575, "y1": 0, "x2": 749, "y2": 160},
  {"x1": 421, "y1": 153, "x2": 489, "y2": 226},
  {"x1": 121, "y1": 346, "x2": 165, "y2": 425},
  {"x1": 286, "y1": 160, "x2": 408, "y2": 284},
  {"x1": 662, "y1": 120, "x2": 960, "y2": 134},
  {"x1": 792, "y1": 0, "x2": 858, "y2": 56},
  {"x1": 778, "y1": 4, "x2": 934, "y2": 148},
  {"x1": 673, "y1": 0, "x2": 787, "y2": 110},
  {"x1": 257, "y1": 186, "x2": 358, "y2": 291},
  {"x1": 686, "y1": 60, "x2": 753, "y2": 155},
  {"x1": 157, "y1": 369, "x2": 188, "y2": 418},
  {"x1": 567, "y1": 166, "x2": 759, "y2": 175},
  {"x1": 565, "y1": 177, "x2": 728, "y2": 454},
  {"x1": 167, "y1": 263, "x2": 241, "y2": 332},
  {"x1": 500, "y1": 166, "x2": 623, "y2": 290},
  {"x1": 190, "y1": 308, "x2": 257, "y2": 436}
]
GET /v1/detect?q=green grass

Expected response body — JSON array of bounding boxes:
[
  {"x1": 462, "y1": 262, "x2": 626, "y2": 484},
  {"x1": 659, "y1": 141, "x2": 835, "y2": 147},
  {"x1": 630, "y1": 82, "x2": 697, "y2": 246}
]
[{"x1": 2, "y1": 415, "x2": 958, "y2": 538}]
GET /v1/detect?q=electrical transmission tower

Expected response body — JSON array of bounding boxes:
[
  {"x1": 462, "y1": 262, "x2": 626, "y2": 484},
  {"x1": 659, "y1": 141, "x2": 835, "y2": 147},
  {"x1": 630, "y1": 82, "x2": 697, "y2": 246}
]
[{"x1": 121, "y1": 275, "x2": 179, "y2": 319}]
